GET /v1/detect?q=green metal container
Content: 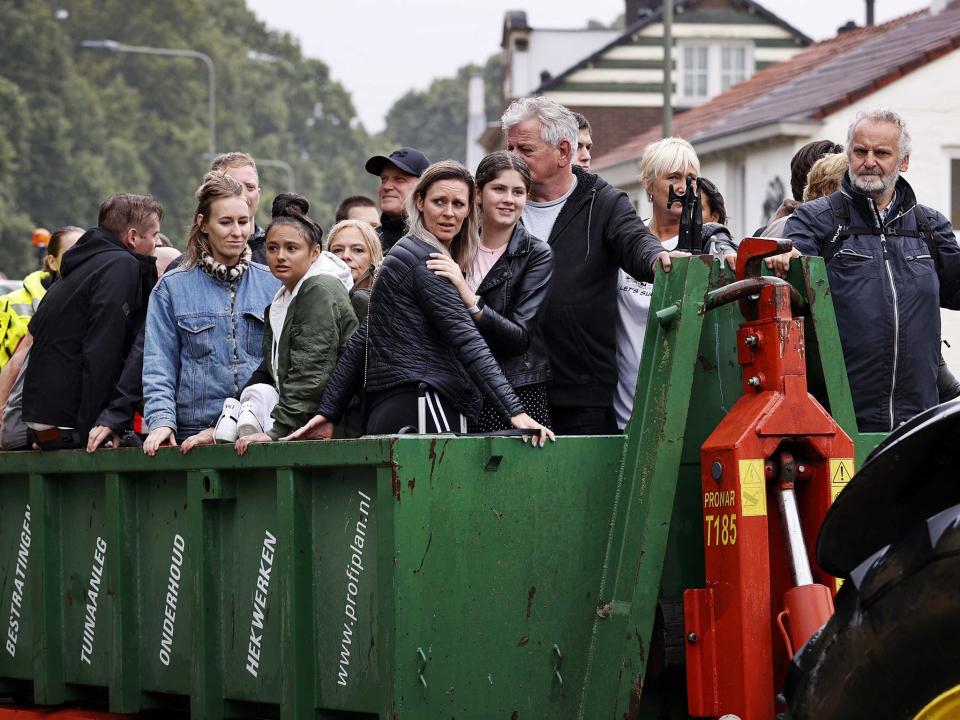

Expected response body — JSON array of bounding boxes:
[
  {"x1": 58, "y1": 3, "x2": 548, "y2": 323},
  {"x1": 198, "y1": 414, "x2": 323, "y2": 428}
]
[{"x1": 0, "y1": 257, "x2": 883, "y2": 718}]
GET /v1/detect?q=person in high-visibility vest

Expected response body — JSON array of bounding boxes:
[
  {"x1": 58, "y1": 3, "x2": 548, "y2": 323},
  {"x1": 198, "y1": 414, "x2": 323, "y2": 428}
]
[{"x1": 0, "y1": 226, "x2": 83, "y2": 368}]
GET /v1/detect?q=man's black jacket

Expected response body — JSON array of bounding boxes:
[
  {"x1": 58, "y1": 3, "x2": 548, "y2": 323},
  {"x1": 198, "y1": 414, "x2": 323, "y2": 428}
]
[
  {"x1": 377, "y1": 213, "x2": 406, "y2": 253},
  {"x1": 540, "y1": 166, "x2": 662, "y2": 410},
  {"x1": 23, "y1": 227, "x2": 156, "y2": 434},
  {"x1": 318, "y1": 235, "x2": 524, "y2": 423}
]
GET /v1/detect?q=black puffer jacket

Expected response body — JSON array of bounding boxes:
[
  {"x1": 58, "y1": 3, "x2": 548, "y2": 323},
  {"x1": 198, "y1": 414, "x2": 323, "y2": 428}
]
[
  {"x1": 248, "y1": 225, "x2": 267, "y2": 265},
  {"x1": 475, "y1": 223, "x2": 553, "y2": 387},
  {"x1": 377, "y1": 213, "x2": 406, "y2": 253},
  {"x1": 317, "y1": 235, "x2": 524, "y2": 422}
]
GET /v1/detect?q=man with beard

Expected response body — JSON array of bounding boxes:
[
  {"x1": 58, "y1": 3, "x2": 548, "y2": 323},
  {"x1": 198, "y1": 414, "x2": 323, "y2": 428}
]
[{"x1": 786, "y1": 108, "x2": 960, "y2": 432}]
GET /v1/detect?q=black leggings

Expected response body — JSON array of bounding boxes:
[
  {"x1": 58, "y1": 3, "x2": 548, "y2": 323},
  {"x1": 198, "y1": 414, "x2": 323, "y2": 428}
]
[{"x1": 365, "y1": 385, "x2": 465, "y2": 435}]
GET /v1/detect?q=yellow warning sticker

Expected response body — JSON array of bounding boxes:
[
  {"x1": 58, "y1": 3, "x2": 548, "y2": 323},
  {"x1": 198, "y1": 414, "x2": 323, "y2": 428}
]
[
  {"x1": 829, "y1": 458, "x2": 855, "y2": 502},
  {"x1": 738, "y1": 459, "x2": 767, "y2": 517}
]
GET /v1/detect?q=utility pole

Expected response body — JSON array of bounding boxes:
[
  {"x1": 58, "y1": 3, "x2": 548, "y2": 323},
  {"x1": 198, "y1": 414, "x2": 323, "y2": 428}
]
[{"x1": 662, "y1": 0, "x2": 673, "y2": 138}]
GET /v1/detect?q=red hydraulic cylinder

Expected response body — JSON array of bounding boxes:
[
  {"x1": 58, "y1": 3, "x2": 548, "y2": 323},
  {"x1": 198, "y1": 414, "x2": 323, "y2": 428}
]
[{"x1": 685, "y1": 239, "x2": 854, "y2": 720}]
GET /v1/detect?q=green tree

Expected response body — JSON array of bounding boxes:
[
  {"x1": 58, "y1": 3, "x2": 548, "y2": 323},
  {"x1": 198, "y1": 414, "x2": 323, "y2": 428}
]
[
  {"x1": 382, "y1": 54, "x2": 503, "y2": 165},
  {"x1": 0, "y1": 0, "x2": 376, "y2": 277}
]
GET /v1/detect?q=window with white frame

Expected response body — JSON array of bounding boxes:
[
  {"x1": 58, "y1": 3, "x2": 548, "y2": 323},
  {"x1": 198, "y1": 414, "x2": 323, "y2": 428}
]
[
  {"x1": 679, "y1": 42, "x2": 754, "y2": 101},
  {"x1": 721, "y1": 46, "x2": 748, "y2": 91},
  {"x1": 682, "y1": 46, "x2": 709, "y2": 100}
]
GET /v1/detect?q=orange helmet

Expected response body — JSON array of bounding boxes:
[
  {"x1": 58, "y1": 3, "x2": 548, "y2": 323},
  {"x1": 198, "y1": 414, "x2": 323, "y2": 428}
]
[{"x1": 32, "y1": 228, "x2": 51, "y2": 247}]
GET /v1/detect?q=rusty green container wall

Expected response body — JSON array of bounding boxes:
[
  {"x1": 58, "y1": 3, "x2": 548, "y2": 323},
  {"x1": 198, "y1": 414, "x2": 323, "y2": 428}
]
[
  {"x1": 0, "y1": 437, "x2": 627, "y2": 718},
  {"x1": 0, "y1": 256, "x2": 882, "y2": 719}
]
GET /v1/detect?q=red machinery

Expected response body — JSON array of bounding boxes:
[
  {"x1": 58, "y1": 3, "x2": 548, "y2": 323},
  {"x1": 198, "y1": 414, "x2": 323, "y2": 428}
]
[{"x1": 684, "y1": 238, "x2": 854, "y2": 719}]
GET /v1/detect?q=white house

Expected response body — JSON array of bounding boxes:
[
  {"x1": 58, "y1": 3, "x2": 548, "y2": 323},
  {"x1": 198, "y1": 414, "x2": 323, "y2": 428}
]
[
  {"x1": 485, "y1": 0, "x2": 809, "y2": 158},
  {"x1": 593, "y1": 4, "x2": 960, "y2": 241},
  {"x1": 593, "y1": 1, "x2": 960, "y2": 362}
]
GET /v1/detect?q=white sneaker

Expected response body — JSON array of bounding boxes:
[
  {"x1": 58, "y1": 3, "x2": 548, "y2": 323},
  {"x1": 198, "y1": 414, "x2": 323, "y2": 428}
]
[
  {"x1": 214, "y1": 398, "x2": 240, "y2": 443},
  {"x1": 236, "y1": 401, "x2": 263, "y2": 438}
]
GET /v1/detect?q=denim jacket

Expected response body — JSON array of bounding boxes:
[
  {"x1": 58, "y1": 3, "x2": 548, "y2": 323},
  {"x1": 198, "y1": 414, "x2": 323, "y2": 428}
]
[{"x1": 143, "y1": 263, "x2": 280, "y2": 439}]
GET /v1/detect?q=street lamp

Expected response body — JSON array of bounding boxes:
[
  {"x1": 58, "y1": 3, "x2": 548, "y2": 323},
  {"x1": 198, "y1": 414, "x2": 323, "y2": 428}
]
[
  {"x1": 246, "y1": 50, "x2": 296, "y2": 74},
  {"x1": 256, "y1": 159, "x2": 296, "y2": 193},
  {"x1": 81, "y1": 39, "x2": 216, "y2": 159}
]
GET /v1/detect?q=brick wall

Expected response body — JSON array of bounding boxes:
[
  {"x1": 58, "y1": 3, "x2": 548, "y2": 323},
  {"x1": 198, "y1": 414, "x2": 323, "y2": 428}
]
[{"x1": 568, "y1": 105, "x2": 683, "y2": 160}]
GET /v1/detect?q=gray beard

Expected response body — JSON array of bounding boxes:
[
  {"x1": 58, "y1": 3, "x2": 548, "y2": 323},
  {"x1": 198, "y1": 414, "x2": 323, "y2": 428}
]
[{"x1": 849, "y1": 167, "x2": 899, "y2": 200}]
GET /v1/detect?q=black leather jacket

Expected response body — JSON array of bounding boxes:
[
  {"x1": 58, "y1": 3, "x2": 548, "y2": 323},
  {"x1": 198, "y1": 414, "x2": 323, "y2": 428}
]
[
  {"x1": 317, "y1": 235, "x2": 524, "y2": 423},
  {"x1": 475, "y1": 223, "x2": 553, "y2": 387}
]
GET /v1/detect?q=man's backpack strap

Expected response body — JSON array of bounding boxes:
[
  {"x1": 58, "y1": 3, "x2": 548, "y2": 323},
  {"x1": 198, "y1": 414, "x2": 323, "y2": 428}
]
[
  {"x1": 822, "y1": 194, "x2": 940, "y2": 275},
  {"x1": 822, "y1": 191, "x2": 851, "y2": 263},
  {"x1": 912, "y1": 205, "x2": 943, "y2": 277}
]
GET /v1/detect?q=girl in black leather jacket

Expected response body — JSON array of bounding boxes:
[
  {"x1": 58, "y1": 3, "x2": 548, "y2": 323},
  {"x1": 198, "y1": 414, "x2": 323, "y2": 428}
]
[
  {"x1": 426, "y1": 152, "x2": 554, "y2": 431},
  {"x1": 284, "y1": 161, "x2": 554, "y2": 446}
]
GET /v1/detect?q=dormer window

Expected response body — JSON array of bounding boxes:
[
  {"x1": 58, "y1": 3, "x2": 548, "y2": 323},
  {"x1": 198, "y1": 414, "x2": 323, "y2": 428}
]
[{"x1": 680, "y1": 42, "x2": 754, "y2": 101}]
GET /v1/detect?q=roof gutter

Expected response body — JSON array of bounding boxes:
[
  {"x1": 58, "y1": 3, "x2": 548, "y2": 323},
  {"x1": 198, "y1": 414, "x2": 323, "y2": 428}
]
[{"x1": 692, "y1": 120, "x2": 823, "y2": 156}]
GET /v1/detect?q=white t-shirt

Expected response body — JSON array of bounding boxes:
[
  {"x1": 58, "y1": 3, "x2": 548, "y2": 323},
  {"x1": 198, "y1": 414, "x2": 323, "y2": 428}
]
[
  {"x1": 521, "y1": 176, "x2": 577, "y2": 242},
  {"x1": 614, "y1": 235, "x2": 678, "y2": 430}
]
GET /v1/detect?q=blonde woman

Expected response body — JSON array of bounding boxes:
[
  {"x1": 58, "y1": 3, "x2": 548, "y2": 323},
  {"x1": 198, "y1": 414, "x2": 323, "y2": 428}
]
[
  {"x1": 327, "y1": 219, "x2": 383, "y2": 323},
  {"x1": 803, "y1": 153, "x2": 849, "y2": 202},
  {"x1": 616, "y1": 137, "x2": 736, "y2": 430},
  {"x1": 142, "y1": 172, "x2": 280, "y2": 454}
]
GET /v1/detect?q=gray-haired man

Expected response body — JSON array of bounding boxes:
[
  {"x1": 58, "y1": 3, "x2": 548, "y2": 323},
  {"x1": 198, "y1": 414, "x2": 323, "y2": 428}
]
[
  {"x1": 501, "y1": 97, "x2": 682, "y2": 435},
  {"x1": 786, "y1": 108, "x2": 960, "y2": 431}
]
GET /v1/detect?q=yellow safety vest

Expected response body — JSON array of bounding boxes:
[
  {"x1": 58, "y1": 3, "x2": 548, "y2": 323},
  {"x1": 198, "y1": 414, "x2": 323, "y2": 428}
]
[{"x1": 0, "y1": 270, "x2": 50, "y2": 368}]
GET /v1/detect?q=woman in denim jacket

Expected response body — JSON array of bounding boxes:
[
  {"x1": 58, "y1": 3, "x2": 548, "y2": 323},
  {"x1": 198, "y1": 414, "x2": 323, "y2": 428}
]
[{"x1": 142, "y1": 172, "x2": 280, "y2": 454}]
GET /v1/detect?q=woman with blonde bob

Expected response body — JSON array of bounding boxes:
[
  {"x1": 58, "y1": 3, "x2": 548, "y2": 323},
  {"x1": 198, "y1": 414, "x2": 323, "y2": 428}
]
[
  {"x1": 326, "y1": 218, "x2": 383, "y2": 323},
  {"x1": 615, "y1": 137, "x2": 737, "y2": 430},
  {"x1": 142, "y1": 171, "x2": 279, "y2": 454},
  {"x1": 803, "y1": 153, "x2": 849, "y2": 202},
  {"x1": 286, "y1": 160, "x2": 553, "y2": 445}
]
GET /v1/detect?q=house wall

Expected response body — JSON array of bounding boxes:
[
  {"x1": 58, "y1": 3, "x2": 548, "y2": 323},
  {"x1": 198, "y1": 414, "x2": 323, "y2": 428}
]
[
  {"x1": 691, "y1": 48, "x2": 960, "y2": 242},
  {"x1": 545, "y1": 9, "x2": 804, "y2": 109},
  {"x1": 700, "y1": 50, "x2": 960, "y2": 367}
]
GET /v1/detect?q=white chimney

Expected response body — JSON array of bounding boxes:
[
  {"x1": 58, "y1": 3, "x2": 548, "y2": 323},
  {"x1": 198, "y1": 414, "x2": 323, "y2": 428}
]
[{"x1": 466, "y1": 72, "x2": 487, "y2": 173}]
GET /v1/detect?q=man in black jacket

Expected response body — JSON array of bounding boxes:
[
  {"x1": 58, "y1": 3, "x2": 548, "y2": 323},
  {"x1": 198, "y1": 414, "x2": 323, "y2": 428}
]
[
  {"x1": 502, "y1": 97, "x2": 682, "y2": 434},
  {"x1": 786, "y1": 109, "x2": 960, "y2": 432},
  {"x1": 23, "y1": 193, "x2": 161, "y2": 450},
  {"x1": 365, "y1": 147, "x2": 431, "y2": 252}
]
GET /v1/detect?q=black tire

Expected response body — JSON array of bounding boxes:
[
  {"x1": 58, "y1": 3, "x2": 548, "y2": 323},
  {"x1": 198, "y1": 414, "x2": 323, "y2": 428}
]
[{"x1": 784, "y1": 502, "x2": 960, "y2": 719}]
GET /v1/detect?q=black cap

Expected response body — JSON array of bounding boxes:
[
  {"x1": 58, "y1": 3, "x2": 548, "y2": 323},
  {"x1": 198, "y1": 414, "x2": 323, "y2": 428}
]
[{"x1": 365, "y1": 147, "x2": 431, "y2": 178}]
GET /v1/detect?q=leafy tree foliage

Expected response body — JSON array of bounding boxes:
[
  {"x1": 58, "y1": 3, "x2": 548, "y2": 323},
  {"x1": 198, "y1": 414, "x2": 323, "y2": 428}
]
[
  {"x1": 0, "y1": 0, "x2": 377, "y2": 277},
  {"x1": 383, "y1": 54, "x2": 502, "y2": 165}
]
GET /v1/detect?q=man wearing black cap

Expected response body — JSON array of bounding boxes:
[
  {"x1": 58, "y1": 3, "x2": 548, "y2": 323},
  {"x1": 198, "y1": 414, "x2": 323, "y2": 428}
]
[{"x1": 365, "y1": 147, "x2": 431, "y2": 252}]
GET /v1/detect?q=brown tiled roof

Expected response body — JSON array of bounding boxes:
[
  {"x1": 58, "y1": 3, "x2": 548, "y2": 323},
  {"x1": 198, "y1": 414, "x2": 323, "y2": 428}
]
[{"x1": 593, "y1": 7, "x2": 960, "y2": 170}]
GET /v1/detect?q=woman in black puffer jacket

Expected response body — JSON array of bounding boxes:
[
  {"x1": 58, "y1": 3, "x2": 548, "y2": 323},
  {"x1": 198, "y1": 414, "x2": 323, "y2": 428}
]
[
  {"x1": 426, "y1": 152, "x2": 554, "y2": 431},
  {"x1": 285, "y1": 161, "x2": 553, "y2": 445}
]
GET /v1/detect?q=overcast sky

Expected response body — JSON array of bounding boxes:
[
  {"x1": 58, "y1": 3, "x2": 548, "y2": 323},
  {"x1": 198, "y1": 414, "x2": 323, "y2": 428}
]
[{"x1": 246, "y1": 0, "x2": 930, "y2": 132}]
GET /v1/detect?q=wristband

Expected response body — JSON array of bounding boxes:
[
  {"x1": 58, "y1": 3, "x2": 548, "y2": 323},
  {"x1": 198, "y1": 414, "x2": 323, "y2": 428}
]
[{"x1": 466, "y1": 303, "x2": 481, "y2": 314}]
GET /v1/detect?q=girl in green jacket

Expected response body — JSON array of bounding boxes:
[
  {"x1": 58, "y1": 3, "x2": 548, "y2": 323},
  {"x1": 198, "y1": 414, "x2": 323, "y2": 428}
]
[{"x1": 189, "y1": 194, "x2": 358, "y2": 454}]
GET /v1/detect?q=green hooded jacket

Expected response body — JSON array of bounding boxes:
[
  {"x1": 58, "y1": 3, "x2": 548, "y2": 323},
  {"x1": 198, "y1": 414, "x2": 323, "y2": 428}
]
[{"x1": 262, "y1": 273, "x2": 358, "y2": 439}]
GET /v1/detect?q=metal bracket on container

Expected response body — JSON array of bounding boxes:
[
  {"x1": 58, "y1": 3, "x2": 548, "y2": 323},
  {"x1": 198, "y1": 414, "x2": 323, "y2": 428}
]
[
  {"x1": 417, "y1": 647, "x2": 429, "y2": 689},
  {"x1": 197, "y1": 469, "x2": 236, "y2": 501},
  {"x1": 552, "y1": 644, "x2": 563, "y2": 686}
]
